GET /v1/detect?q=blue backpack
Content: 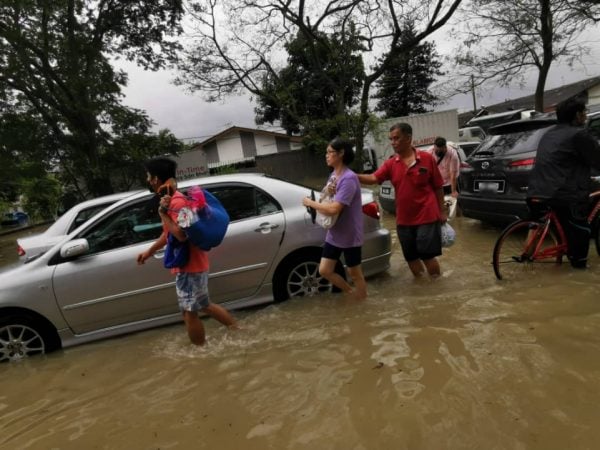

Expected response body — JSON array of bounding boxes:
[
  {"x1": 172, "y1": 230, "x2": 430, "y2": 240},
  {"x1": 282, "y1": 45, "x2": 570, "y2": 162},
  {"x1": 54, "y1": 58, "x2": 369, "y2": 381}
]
[{"x1": 177, "y1": 188, "x2": 230, "y2": 251}]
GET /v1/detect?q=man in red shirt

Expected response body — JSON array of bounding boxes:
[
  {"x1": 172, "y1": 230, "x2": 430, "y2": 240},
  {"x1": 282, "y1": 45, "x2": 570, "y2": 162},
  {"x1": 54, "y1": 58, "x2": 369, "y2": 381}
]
[
  {"x1": 137, "y1": 157, "x2": 237, "y2": 345},
  {"x1": 358, "y1": 123, "x2": 447, "y2": 277}
]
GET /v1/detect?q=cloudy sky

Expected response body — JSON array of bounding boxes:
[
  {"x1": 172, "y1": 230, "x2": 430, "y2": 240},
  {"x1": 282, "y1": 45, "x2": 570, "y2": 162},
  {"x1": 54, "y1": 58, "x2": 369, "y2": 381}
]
[{"x1": 120, "y1": 23, "x2": 600, "y2": 142}]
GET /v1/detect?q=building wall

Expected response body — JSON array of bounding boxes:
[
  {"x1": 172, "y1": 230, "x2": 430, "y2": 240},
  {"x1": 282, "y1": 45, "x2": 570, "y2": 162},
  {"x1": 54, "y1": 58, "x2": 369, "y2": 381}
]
[
  {"x1": 254, "y1": 134, "x2": 278, "y2": 156},
  {"x1": 199, "y1": 130, "x2": 302, "y2": 164},
  {"x1": 250, "y1": 150, "x2": 329, "y2": 187},
  {"x1": 216, "y1": 132, "x2": 244, "y2": 162},
  {"x1": 588, "y1": 85, "x2": 600, "y2": 107},
  {"x1": 203, "y1": 141, "x2": 218, "y2": 164},
  {"x1": 174, "y1": 148, "x2": 208, "y2": 180},
  {"x1": 240, "y1": 131, "x2": 257, "y2": 157}
]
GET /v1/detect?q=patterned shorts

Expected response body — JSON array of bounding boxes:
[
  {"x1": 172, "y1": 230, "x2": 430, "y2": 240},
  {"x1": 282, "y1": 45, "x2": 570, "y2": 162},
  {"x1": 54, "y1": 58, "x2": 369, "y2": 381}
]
[{"x1": 175, "y1": 272, "x2": 210, "y2": 312}]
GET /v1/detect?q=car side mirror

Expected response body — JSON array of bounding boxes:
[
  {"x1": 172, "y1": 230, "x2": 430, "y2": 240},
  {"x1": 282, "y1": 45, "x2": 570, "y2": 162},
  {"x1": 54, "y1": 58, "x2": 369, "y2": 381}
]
[{"x1": 60, "y1": 239, "x2": 90, "y2": 259}]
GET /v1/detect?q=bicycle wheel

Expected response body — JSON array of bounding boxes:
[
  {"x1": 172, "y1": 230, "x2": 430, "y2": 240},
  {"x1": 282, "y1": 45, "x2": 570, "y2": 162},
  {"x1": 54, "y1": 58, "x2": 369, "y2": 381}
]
[
  {"x1": 492, "y1": 220, "x2": 563, "y2": 280},
  {"x1": 595, "y1": 222, "x2": 600, "y2": 257},
  {"x1": 590, "y1": 217, "x2": 600, "y2": 257}
]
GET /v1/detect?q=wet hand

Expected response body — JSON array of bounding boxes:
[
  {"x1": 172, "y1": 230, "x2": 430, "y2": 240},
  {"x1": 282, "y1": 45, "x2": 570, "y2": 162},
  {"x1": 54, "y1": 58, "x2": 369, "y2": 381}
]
[
  {"x1": 159, "y1": 195, "x2": 171, "y2": 212},
  {"x1": 137, "y1": 251, "x2": 150, "y2": 265}
]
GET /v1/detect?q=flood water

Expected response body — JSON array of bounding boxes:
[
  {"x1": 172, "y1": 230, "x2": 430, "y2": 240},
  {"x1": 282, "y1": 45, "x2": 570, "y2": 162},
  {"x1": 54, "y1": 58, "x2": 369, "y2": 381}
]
[{"x1": 2, "y1": 213, "x2": 600, "y2": 449}]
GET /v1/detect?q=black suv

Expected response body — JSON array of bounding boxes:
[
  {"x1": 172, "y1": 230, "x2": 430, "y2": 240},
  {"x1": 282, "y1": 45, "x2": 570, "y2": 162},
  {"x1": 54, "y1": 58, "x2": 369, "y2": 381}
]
[{"x1": 458, "y1": 118, "x2": 557, "y2": 224}]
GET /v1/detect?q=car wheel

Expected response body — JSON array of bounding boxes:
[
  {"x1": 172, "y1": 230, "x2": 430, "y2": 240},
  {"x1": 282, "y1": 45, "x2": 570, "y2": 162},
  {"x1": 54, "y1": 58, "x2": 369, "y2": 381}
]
[
  {"x1": 0, "y1": 315, "x2": 58, "y2": 362},
  {"x1": 273, "y1": 252, "x2": 345, "y2": 302}
]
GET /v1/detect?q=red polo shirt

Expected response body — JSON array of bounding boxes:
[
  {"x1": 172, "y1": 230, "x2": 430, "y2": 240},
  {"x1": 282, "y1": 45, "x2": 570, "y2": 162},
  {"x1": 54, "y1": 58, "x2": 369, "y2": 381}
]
[{"x1": 374, "y1": 149, "x2": 444, "y2": 225}]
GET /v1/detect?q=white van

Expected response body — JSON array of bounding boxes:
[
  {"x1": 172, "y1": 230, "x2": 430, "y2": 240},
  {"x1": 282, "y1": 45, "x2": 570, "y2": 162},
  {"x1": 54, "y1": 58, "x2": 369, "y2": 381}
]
[{"x1": 458, "y1": 126, "x2": 486, "y2": 142}]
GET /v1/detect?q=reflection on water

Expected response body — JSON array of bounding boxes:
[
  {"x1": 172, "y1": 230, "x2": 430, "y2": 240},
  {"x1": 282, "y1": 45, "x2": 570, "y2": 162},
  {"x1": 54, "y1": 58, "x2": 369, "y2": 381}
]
[{"x1": 2, "y1": 215, "x2": 600, "y2": 449}]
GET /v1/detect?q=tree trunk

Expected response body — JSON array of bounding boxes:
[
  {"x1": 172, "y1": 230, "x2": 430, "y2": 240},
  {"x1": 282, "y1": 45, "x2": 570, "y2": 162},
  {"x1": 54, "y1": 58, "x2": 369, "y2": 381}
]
[{"x1": 535, "y1": 0, "x2": 553, "y2": 112}]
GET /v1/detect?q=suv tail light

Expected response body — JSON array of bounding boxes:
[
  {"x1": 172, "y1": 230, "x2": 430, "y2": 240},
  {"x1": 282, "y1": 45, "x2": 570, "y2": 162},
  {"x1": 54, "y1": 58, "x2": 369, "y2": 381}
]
[
  {"x1": 17, "y1": 244, "x2": 25, "y2": 257},
  {"x1": 362, "y1": 201, "x2": 380, "y2": 219},
  {"x1": 507, "y1": 158, "x2": 535, "y2": 170}
]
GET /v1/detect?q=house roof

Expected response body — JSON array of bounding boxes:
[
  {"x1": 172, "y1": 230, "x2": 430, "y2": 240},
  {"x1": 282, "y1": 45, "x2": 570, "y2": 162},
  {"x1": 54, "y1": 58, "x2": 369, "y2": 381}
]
[
  {"x1": 192, "y1": 126, "x2": 303, "y2": 148},
  {"x1": 459, "y1": 75, "x2": 600, "y2": 126}
]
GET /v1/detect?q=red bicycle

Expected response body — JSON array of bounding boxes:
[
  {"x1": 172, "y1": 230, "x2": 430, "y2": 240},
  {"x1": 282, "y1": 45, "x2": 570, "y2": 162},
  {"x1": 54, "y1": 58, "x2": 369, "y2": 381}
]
[{"x1": 492, "y1": 189, "x2": 600, "y2": 280}]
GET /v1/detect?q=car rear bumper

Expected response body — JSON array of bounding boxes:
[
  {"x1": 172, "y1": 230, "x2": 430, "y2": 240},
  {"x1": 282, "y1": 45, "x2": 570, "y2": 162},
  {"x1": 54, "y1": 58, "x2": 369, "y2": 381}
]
[
  {"x1": 459, "y1": 194, "x2": 528, "y2": 224},
  {"x1": 378, "y1": 196, "x2": 395, "y2": 214},
  {"x1": 362, "y1": 228, "x2": 392, "y2": 277}
]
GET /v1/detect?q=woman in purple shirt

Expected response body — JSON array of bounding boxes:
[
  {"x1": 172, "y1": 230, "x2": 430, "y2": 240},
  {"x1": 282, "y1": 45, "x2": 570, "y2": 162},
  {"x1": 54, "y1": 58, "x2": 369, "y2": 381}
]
[{"x1": 303, "y1": 138, "x2": 367, "y2": 300}]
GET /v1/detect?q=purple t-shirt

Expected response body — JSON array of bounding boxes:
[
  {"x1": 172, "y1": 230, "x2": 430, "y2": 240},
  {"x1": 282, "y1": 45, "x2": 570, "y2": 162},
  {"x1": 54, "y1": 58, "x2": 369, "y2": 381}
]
[{"x1": 325, "y1": 168, "x2": 364, "y2": 248}]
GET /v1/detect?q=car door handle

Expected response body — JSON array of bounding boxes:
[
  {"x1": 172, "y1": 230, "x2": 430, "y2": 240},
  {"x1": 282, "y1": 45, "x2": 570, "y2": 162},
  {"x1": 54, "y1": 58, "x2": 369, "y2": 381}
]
[{"x1": 254, "y1": 222, "x2": 279, "y2": 233}]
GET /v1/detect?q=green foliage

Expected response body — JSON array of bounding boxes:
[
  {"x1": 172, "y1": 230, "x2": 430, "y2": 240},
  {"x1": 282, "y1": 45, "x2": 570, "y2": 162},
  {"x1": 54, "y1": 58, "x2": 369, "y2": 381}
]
[
  {"x1": 255, "y1": 27, "x2": 365, "y2": 146},
  {"x1": 211, "y1": 165, "x2": 239, "y2": 175},
  {"x1": 21, "y1": 175, "x2": 62, "y2": 222},
  {"x1": 373, "y1": 24, "x2": 444, "y2": 118},
  {"x1": 0, "y1": 0, "x2": 184, "y2": 198}
]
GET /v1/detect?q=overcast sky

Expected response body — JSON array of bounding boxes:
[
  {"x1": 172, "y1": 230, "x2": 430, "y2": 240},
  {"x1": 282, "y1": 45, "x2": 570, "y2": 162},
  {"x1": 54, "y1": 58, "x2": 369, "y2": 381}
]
[{"x1": 120, "y1": 24, "x2": 600, "y2": 142}]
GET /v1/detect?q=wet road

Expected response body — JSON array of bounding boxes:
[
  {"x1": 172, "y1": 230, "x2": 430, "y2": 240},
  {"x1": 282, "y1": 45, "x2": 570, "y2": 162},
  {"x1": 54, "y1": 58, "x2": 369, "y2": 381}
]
[{"x1": 2, "y1": 214, "x2": 600, "y2": 449}]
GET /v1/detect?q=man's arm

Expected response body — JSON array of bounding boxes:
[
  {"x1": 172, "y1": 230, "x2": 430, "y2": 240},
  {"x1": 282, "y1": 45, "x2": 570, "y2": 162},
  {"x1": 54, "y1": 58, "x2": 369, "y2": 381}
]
[
  {"x1": 137, "y1": 231, "x2": 167, "y2": 265},
  {"x1": 450, "y1": 150, "x2": 460, "y2": 197},
  {"x1": 436, "y1": 187, "x2": 448, "y2": 223},
  {"x1": 158, "y1": 195, "x2": 187, "y2": 242},
  {"x1": 357, "y1": 173, "x2": 379, "y2": 185}
]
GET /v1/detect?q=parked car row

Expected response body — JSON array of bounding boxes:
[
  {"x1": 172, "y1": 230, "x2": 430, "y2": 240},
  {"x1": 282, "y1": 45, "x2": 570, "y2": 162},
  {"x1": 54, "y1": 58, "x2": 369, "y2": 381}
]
[
  {"x1": 0, "y1": 174, "x2": 392, "y2": 362},
  {"x1": 458, "y1": 111, "x2": 600, "y2": 225},
  {"x1": 1, "y1": 211, "x2": 29, "y2": 228}
]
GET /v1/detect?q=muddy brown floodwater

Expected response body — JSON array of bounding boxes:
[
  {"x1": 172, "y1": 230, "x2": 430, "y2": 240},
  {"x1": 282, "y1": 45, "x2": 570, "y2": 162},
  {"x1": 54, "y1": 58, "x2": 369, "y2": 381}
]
[{"x1": 2, "y1": 213, "x2": 600, "y2": 449}]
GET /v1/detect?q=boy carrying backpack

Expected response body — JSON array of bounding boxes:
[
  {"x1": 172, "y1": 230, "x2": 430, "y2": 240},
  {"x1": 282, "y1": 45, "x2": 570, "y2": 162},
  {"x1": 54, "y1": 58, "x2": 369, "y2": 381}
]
[{"x1": 136, "y1": 157, "x2": 238, "y2": 346}]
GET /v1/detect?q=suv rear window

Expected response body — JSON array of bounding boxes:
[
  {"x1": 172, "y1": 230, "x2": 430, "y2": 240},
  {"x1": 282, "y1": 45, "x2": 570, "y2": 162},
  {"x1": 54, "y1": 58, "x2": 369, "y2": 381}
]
[{"x1": 471, "y1": 120, "x2": 555, "y2": 157}]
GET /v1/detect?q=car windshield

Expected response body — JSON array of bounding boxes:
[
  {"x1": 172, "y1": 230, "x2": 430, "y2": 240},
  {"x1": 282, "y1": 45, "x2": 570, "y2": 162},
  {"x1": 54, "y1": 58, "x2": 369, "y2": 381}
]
[{"x1": 472, "y1": 127, "x2": 551, "y2": 157}]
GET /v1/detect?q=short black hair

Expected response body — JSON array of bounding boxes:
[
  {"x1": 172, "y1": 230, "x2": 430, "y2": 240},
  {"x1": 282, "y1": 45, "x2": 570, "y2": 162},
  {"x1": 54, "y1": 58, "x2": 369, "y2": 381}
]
[
  {"x1": 329, "y1": 137, "x2": 355, "y2": 165},
  {"x1": 434, "y1": 136, "x2": 447, "y2": 147},
  {"x1": 144, "y1": 157, "x2": 177, "y2": 183},
  {"x1": 556, "y1": 97, "x2": 587, "y2": 124},
  {"x1": 390, "y1": 122, "x2": 412, "y2": 136}
]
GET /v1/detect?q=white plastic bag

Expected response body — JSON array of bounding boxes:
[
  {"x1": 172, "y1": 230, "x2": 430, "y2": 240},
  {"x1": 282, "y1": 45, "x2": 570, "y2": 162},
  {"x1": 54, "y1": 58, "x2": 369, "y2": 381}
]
[
  {"x1": 444, "y1": 195, "x2": 457, "y2": 220},
  {"x1": 315, "y1": 177, "x2": 339, "y2": 229},
  {"x1": 440, "y1": 222, "x2": 456, "y2": 248},
  {"x1": 316, "y1": 195, "x2": 338, "y2": 229}
]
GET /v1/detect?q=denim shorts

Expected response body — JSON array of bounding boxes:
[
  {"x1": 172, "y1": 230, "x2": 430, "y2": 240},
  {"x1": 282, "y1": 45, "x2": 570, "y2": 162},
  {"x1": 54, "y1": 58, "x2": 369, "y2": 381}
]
[{"x1": 175, "y1": 272, "x2": 210, "y2": 312}]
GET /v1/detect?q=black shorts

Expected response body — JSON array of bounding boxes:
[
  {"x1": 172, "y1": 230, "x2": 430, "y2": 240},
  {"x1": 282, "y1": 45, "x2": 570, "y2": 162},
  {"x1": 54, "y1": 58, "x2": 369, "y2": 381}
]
[
  {"x1": 396, "y1": 222, "x2": 442, "y2": 262},
  {"x1": 322, "y1": 242, "x2": 362, "y2": 268}
]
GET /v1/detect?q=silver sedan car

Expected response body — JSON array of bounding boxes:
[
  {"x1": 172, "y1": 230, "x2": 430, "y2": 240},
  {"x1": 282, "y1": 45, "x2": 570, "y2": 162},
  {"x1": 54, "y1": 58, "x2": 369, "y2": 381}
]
[
  {"x1": 17, "y1": 192, "x2": 134, "y2": 262},
  {"x1": 0, "y1": 174, "x2": 391, "y2": 361}
]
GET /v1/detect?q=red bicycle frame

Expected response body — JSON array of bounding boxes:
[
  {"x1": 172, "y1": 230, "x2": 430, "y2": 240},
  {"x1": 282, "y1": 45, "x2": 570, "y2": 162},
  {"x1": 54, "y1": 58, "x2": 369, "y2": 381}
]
[{"x1": 525, "y1": 210, "x2": 568, "y2": 261}]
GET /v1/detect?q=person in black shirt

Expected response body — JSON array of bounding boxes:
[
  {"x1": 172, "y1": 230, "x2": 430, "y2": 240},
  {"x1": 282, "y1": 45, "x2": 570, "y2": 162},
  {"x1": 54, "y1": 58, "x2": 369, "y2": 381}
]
[{"x1": 527, "y1": 97, "x2": 600, "y2": 268}]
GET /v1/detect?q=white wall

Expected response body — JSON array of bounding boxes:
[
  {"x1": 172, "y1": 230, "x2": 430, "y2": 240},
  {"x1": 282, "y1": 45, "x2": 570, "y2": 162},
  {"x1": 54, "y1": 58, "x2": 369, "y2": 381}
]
[
  {"x1": 255, "y1": 134, "x2": 277, "y2": 155},
  {"x1": 588, "y1": 85, "x2": 600, "y2": 107},
  {"x1": 216, "y1": 133, "x2": 244, "y2": 162}
]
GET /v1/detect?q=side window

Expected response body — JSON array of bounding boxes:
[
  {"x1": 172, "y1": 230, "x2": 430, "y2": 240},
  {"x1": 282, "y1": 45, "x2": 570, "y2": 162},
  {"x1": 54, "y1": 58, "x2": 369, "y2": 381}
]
[
  {"x1": 206, "y1": 184, "x2": 281, "y2": 221},
  {"x1": 68, "y1": 203, "x2": 113, "y2": 233},
  {"x1": 81, "y1": 198, "x2": 162, "y2": 254}
]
